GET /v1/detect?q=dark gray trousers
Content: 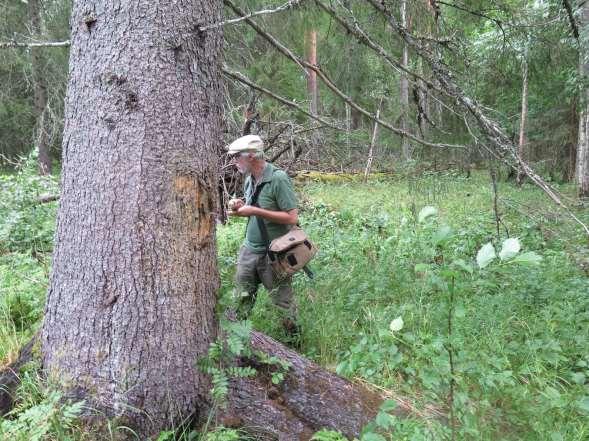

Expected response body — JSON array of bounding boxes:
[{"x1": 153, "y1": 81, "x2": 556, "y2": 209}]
[{"x1": 234, "y1": 245, "x2": 294, "y2": 318}]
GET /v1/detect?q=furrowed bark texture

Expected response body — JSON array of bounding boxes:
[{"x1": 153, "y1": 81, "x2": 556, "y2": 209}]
[
  {"x1": 217, "y1": 331, "x2": 413, "y2": 440},
  {"x1": 41, "y1": 0, "x2": 223, "y2": 435}
]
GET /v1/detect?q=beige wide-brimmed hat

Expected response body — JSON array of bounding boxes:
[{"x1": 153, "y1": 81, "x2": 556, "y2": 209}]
[{"x1": 226, "y1": 134, "x2": 264, "y2": 155}]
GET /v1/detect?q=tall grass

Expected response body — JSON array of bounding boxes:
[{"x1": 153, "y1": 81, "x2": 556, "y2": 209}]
[{"x1": 2, "y1": 165, "x2": 589, "y2": 440}]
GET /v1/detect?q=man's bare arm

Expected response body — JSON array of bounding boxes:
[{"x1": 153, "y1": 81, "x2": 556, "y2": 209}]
[{"x1": 231, "y1": 206, "x2": 298, "y2": 225}]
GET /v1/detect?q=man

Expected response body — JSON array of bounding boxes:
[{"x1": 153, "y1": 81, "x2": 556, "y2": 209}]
[{"x1": 227, "y1": 134, "x2": 299, "y2": 331}]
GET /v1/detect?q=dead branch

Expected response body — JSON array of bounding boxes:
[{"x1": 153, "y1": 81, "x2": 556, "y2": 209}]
[
  {"x1": 37, "y1": 194, "x2": 59, "y2": 204},
  {"x1": 224, "y1": 0, "x2": 465, "y2": 151},
  {"x1": 562, "y1": 0, "x2": 580, "y2": 40},
  {"x1": 366, "y1": 0, "x2": 589, "y2": 236},
  {"x1": 200, "y1": 0, "x2": 307, "y2": 32},
  {"x1": 0, "y1": 40, "x2": 70, "y2": 48},
  {"x1": 222, "y1": 66, "x2": 342, "y2": 131}
]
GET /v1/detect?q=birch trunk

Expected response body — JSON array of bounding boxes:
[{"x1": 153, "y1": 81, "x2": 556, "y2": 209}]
[
  {"x1": 28, "y1": 0, "x2": 52, "y2": 175},
  {"x1": 41, "y1": 0, "x2": 223, "y2": 435},
  {"x1": 400, "y1": 0, "x2": 411, "y2": 161},
  {"x1": 364, "y1": 98, "x2": 383, "y2": 182},
  {"x1": 517, "y1": 50, "x2": 529, "y2": 185},
  {"x1": 306, "y1": 28, "x2": 319, "y2": 116},
  {"x1": 578, "y1": 2, "x2": 589, "y2": 198}
]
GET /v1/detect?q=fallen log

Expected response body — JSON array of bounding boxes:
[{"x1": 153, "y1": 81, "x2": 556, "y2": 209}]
[
  {"x1": 0, "y1": 335, "x2": 38, "y2": 416},
  {"x1": 1, "y1": 331, "x2": 437, "y2": 440},
  {"x1": 217, "y1": 330, "x2": 419, "y2": 440}
]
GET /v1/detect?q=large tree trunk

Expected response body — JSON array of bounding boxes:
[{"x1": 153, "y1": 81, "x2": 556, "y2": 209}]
[
  {"x1": 41, "y1": 0, "x2": 223, "y2": 436},
  {"x1": 578, "y1": 2, "x2": 589, "y2": 198},
  {"x1": 400, "y1": 0, "x2": 411, "y2": 161},
  {"x1": 28, "y1": 0, "x2": 52, "y2": 175}
]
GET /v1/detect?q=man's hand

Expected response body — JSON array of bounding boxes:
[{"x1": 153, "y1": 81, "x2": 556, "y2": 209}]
[
  {"x1": 228, "y1": 198, "x2": 244, "y2": 211},
  {"x1": 230, "y1": 205, "x2": 257, "y2": 217}
]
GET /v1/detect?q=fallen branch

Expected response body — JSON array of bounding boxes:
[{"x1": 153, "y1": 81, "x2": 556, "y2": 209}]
[
  {"x1": 200, "y1": 0, "x2": 307, "y2": 32},
  {"x1": 37, "y1": 194, "x2": 59, "y2": 204},
  {"x1": 224, "y1": 0, "x2": 466, "y2": 151},
  {"x1": 223, "y1": 66, "x2": 342, "y2": 131},
  {"x1": 366, "y1": 0, "x2": 589, "y2": 236},
  {"x1": 0, "y1": 40, "x2": 70, "y2": 48}
]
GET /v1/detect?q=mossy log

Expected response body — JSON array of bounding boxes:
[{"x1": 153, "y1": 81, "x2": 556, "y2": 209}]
[
  {"x1": 1, "y1": 331, "x2": 433, "y2": 440},
  {"x1": 0, "y1": 335, "x2": 38, "y2": 416},
  {"x1": 216, "y1": 330, "x2": 413, "y2": 440}
]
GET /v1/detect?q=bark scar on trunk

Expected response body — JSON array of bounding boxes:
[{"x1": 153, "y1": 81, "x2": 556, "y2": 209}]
[
  {"x1": 82, "y1": 11, "x2": 97, "y2": 31},
  {"x1": 173, "y1": 175, "x2": 215, "y2": 248}
]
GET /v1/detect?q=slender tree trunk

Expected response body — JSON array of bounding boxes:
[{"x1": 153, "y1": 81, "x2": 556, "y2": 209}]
[
  {"x1": 578, "y1": 12, "x2": 589, "y2": 196},
  {"x1": 578, "y1": 2, "x2": 589, "y2": 198},
  {"x1": 425, "y1": 0, "x2": 442, "y2": 126},
  {"x1": 400, "y1": 0, "x2": 411, "y2": 161},
  {"x1": 306, "y1": 29, "x2": 319, "y2": 116},
  {"x1": 41, "y1": 0, "x2": 223, "y2": 436},
  {"x1": 567, "y1": 98, "x2": 578, "y2": 182},
  {"x1": 417, "y1": 58, "x2": 428, "y2": 138},
  {"x1": 516, "y1": 50, "x2": 529, "y2": 186},
  {"x1": 28, "y1": 0, "x2": 51, "y2": 175},
  {"x1": 364, "y1": 98, "x2": 382, "y2": 182}
]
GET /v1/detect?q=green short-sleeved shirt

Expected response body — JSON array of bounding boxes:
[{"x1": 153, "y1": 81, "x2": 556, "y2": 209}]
[{"x1": 243, "y1": 163, "x2": 298, "y2": 254}]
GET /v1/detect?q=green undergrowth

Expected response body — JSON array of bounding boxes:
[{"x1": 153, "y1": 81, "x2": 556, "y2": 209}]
[
  {"x1": 1, "y1": 162, "x2": 589, "y2": 440},
  {"x1": 217, "y1": 170, "x2": 589, "y2": 440}
]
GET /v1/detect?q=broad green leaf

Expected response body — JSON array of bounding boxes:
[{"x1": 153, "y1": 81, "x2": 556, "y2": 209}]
[
  {"x1": 361, "y1": 433, "x2": 387, "y2": 441},
  {"x1": 414, "y1": 263, "x2": 429, "y2": 273},
  {"x1": 418, "y1": 206, "x2": 438, "y2": 223},
  {"x1": 511, "y1": 251, "x2": 542, "y2": 265},
  {"x1": 389, "y1": 316, "x2": 404, "y2": 332},
  {"x1": 578, "y1": 396, "x2": 589, "y2": 414},
  {"x1": 433, "y1": 225, "x2": 453, "y2": 245},
  {"x1": 380, "y1": 399, "x2": 397, "y2": 412},
  {"x1": 499, "y1": 237, "x2": 521, "y2": 260},
  {"x1": 476, "y1": 242, "x2": 496, "y2": 268},
  {"x1": 455, "y1": 303, "x2": 466, "y2": 318},
  {"x1": 375, "y1": 411, "x2": 395, "y2": 429},
  {"x1": 571, "y1": 372, "x2": 586, "y2": 385},
  {"x1": 452, "y1": 259, "x2": 473, "y2": 274}
]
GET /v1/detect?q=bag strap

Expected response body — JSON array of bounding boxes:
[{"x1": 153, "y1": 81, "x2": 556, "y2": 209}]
[
  {"x1": 247, "y1": 180, "x2": 272, "y2": 254},
  {"x1": 247, "y1": 174, "x2": 312, "y2": 278}
]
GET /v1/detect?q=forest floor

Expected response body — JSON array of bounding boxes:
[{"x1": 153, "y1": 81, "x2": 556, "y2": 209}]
[{"x1": 1, "y1": 165, "x2": 589, "y2": 440}]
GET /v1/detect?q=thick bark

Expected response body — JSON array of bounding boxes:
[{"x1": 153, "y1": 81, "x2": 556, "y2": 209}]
[
  {"x1": 28, "y1": 0, "x2": 51, "y2": 175},
  {"x1": 218, "y1": 330, "x2": 418, "y2": 440},
  {"x1": 400, "y1": 0, "x2": 411, "y2": 161},
  {"x1": 578, "y1": 2, "x2": 589, "y2": 198},
  {"x1": 41, "y1": 0, "x2": 223, "y2": 436}
]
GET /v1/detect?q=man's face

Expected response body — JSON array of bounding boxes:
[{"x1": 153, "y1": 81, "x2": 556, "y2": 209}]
[{"x1": 231, "y1": 153, "x2": 251, "y2": 174}]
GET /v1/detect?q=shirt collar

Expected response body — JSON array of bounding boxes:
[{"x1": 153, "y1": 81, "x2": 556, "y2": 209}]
[
  {"x1": 250, "y1": 162, "x2": 274, "y2": 185},
  {"x1": 260, "y1": 162, "x2": 275, "y2": 183}
]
